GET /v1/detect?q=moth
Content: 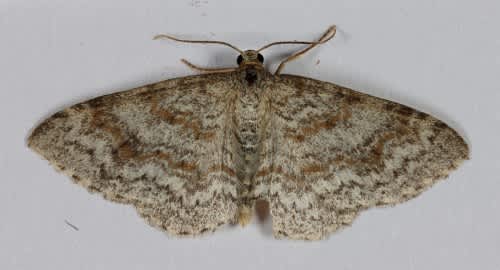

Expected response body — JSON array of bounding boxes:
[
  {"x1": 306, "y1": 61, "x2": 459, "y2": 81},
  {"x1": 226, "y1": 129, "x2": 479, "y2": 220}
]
[{"x1": 28, "y1": 26, "x2": 469, "y2": 240}]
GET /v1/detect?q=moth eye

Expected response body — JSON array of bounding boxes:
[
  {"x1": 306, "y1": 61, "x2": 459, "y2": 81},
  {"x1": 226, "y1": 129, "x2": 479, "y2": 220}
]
[
  {"x1": 257, "y1": 53, "x2": 264, "y2": 63},
  {"x1": 237, "y1": 55, "x2": 243, "y2": 65}
]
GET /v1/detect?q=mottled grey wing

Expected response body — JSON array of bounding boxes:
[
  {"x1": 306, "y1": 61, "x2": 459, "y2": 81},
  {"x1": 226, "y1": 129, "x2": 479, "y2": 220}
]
[
  {"x1": 28, "y1": 74, "x2": 241, "y2": 236},
  {"x1": 261, "y1": 74, "x2": 469, "y2": 240}
]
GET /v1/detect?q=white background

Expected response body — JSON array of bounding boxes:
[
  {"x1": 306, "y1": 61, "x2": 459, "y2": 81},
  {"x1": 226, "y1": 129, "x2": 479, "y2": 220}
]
[{"x1": 1, "y1": 0, "x2": 499, "y2": 269}]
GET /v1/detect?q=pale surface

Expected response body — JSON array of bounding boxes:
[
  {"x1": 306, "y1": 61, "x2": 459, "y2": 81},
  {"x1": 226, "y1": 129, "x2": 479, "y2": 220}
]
[{"x1": 1, "y1": 0, "x2": 499, "y2": 269}]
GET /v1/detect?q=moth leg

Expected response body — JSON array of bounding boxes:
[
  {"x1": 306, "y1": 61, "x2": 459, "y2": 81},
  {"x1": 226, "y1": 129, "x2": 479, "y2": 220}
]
[
  {"x1": 180, "y1": 59, "x2": 238, "y2": 74},
  {"x1": 274, "y1": 25, "x2": 336, "y2": 75}
]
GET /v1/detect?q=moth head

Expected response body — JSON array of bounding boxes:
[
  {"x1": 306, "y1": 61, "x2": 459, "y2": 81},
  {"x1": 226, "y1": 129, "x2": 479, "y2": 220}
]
[{"x1": 237, "y1": 50, "x2": 264, "y2": 68}]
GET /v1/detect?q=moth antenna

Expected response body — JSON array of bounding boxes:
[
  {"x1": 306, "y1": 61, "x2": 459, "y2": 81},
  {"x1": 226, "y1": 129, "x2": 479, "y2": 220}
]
[
  {"x1": 270, "y1": 25, "x2": 337, "y2": 75},
  {"x1": 256, "y1": 41, "x2": 321, "y2": 52},
  {"x1": 154, "y1": 34, "x2": 243, "y2": 54},
  {"x1": 257, "y1": 25, "x2": 336, "y2": 52},
  {"x1": 180, "y1": 59, "x2": 238, "y2": 74}
]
